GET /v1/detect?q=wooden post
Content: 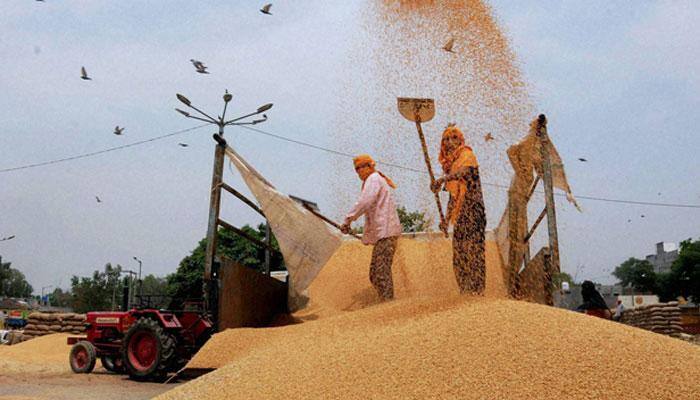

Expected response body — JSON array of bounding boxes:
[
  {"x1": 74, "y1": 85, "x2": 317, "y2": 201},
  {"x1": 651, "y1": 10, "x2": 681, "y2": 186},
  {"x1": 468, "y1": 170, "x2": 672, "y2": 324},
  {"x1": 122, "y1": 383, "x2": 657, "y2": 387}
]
[
  {"x1": 536, "y1": 115, "x2": 560, "y2": 276},
  {"x1": 414, "y1": 120, "x2": 448, "y2": 237},
  {"x1": 264, "y1": 222, "x2": 271, "y2": 275},
  {"x1": 204, "y1": 127, "x2": 226, "y2": 303}
]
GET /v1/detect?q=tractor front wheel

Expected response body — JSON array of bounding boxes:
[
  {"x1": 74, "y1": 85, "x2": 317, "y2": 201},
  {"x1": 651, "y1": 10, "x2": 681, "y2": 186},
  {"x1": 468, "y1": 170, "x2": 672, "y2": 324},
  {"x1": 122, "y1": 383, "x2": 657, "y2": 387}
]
[
  {"x1": 69, "y1": 341, "x2": 96, "y2": 373},
  {"x1": 101, "y1": 355, "x2": 125, "y2": 373},
  {"x1": 121, "y1": 318, "x2": 176, "y2": 380}
]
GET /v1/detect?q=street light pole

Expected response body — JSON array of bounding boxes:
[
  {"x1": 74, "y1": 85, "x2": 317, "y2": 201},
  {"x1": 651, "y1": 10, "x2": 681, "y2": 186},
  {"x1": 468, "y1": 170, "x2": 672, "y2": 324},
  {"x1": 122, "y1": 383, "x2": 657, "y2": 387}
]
[{"x1": 174, "y1": 90, "x2": 272, "y2": 312}]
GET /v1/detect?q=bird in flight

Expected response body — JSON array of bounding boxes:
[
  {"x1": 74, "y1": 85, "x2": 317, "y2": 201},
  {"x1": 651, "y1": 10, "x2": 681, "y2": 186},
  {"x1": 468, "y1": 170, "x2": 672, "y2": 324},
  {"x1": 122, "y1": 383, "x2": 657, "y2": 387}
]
[
  {"x1": 178, "y1": 143, "x2": 189, "y2": 147},
  {"x1": 260, "y1": 4, "x2": 273, "y2": 15},
  {"x1": 577, "y1": 158, "x2": 587, "y2": 162},
  {"x1": 484, "y1": 132, "x2": 494, "y2": 142},
  {"x1": 190, "y1": 59, "x2": 209, "y2": 74},
  {"x1": 640, "y1": 214, "x2": 645, "y2": 218},
  {"x1": 95, "y1": 196, "x2": 102, "y2": 203},
  {"x1": 442, "y1": 37, "x2": 455, "y2": 53},
  {"x1": 80, "y1": 66, "x2": 91, "y2": 80},
  {"x1": 113, "y1": 126, "x2": 124, "y2": 135}
]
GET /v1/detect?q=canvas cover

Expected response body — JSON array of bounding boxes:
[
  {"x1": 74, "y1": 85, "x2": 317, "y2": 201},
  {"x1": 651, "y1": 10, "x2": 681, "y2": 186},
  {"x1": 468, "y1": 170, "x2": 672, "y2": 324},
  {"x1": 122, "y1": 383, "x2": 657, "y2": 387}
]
[
  {"x1": 224, "y1": 147, "x2": 343, "y2": 311},
  {"x1": 495, "y1": 119, "x2": 580, "y2": 296}
]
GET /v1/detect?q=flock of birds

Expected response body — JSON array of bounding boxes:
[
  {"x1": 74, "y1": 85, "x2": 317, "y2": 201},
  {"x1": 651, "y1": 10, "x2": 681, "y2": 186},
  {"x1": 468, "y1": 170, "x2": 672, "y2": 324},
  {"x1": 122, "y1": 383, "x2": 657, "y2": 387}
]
[{"x1": 75, "y1": 4, "x2": 274, "y2": 203}]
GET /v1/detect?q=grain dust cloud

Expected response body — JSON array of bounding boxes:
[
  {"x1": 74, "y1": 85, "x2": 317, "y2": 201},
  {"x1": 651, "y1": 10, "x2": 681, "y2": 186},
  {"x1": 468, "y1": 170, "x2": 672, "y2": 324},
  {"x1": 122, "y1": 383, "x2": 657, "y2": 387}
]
[{"x1": 329, "y1": 0, "x2": 534, "y2": 229}]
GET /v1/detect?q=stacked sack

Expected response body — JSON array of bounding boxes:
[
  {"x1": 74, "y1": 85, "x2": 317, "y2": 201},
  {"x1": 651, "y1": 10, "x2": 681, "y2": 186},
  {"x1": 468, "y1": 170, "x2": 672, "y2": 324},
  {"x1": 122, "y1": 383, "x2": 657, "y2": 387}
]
[
  {"x1": 22, "y1": 312, "x2": 86, "y2": 340},
  {"x1": 620, "y1": 301, "x2": 684, "y2": 337}
]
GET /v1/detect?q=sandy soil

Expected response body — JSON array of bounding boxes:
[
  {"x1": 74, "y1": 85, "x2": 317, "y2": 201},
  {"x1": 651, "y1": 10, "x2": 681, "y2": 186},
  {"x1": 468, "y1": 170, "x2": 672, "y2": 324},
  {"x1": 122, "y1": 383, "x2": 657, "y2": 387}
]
[{"x1": 0, "y1": 334, "x2": 183, "y2": 400}]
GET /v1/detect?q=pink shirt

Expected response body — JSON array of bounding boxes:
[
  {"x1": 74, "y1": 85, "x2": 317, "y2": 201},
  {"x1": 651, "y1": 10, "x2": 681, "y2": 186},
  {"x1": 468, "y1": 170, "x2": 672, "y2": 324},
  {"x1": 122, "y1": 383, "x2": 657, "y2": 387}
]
[{"x1": 344, "y1": 172, "x2": 402, "y2": 245}]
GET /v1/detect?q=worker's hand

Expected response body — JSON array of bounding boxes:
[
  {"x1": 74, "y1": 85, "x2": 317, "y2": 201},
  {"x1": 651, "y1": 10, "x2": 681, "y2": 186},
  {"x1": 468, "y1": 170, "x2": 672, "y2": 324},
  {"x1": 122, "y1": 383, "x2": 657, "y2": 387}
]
[
  {"x1": 340, "y1": 223, "x2": 351, "y2": 234},
  {"x1": 430, "y1": 177, "x2": 444, "y2": 193},
  {"x1": 439, "y1": 220, "x2": 448, "y2": 234}
]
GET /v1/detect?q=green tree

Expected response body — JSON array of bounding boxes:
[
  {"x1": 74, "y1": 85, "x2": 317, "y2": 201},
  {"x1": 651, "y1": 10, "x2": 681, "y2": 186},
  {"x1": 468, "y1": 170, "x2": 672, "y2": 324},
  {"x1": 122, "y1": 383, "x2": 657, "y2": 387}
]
[
  {"x1": 70, "y1": 263, "x2": 123, "y2": 313},
  {"x1": 351, "y1": 206, "x2": 429, "y2": 234},
  {"x1": 48, "y1": 288, "x2": 72, "y2": 308},
  {"x1": 397, "y1": 206, "x2": 429, "y2": 233},
  {"x1": 612, "y1": 257, "x2": 657, "y2": 293},
  {"x1": 667, "y1": 238, "x2": 700, "y2": 302},
  {"x1": 166, "y1": 224, "x2": 283, "y2": 308},
  {"x1": 0, "y1": 256, "x2": 33, "y2": 298}
]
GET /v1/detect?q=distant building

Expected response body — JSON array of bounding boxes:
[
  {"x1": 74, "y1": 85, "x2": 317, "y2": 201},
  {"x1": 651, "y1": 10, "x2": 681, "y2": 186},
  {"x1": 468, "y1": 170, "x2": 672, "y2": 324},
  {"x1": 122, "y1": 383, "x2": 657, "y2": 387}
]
[{"x1": 645, "y1": 242, "x2": 678, "y2": 274}]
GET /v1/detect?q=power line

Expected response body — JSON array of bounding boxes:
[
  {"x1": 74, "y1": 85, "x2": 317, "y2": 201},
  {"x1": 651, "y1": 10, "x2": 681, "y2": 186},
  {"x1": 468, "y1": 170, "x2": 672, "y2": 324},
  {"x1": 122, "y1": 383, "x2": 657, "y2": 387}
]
[
  {"x1": 236, "y1": 125, "x2": 700, "y2": 209},
  {"x1": 0, "y1": 124, "x2": 210, "y2": 173},
  {"x1": 1, "y1": 122, "x2": 698, "y2": 209}
]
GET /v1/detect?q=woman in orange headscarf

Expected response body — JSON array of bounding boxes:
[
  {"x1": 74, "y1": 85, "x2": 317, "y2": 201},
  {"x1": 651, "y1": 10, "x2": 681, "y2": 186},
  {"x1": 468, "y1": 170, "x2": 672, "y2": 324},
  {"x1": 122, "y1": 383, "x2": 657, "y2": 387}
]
[{"x1": 431, "y1": 125, "x2": 486, "y2": 294}]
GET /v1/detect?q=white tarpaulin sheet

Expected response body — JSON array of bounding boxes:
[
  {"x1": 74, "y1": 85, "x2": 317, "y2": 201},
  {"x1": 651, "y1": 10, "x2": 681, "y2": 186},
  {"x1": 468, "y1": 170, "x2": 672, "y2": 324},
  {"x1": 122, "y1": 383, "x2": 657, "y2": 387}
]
[{"x1": 224, "y1": 147, "x2": 342, "y2": 311}]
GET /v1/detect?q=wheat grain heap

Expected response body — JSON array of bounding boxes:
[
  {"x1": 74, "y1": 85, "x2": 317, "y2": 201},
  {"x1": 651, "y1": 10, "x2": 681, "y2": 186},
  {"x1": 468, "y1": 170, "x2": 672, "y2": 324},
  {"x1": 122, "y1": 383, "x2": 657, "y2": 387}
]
[
  {"x1": 161, "y1": 299, "x2": 699, "y2": 400},
  {"x1": 163, "y1": 235, "x2": 699, "y2": 399},
  {"x1": 0, "y1": 333, "x2": 73, "y2": 375}
]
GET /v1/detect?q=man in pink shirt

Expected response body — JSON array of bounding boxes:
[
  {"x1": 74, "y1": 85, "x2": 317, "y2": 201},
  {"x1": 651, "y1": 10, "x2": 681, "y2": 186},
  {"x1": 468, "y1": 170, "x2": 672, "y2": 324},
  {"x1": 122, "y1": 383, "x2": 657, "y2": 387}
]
[{"x1": 341, "y1": 154, "x2": 402, "y2": 301}]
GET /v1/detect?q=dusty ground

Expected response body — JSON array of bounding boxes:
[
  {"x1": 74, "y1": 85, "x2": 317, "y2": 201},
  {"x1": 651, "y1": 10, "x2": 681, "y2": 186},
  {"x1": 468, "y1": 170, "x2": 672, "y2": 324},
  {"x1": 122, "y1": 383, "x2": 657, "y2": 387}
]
[
  {"x1": 0, "y1": 334, "x2": 183, "y2": 400},
  {"x1": 0, "y1": 369, "x2": 181, "y2": 400}
]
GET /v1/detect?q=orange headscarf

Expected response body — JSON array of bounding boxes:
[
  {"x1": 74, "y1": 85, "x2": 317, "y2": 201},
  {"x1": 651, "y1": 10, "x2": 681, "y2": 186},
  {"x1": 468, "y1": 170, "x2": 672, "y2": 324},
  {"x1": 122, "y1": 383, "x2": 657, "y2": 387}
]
[
  {"x1": 438, "y1": 125, "x2": 472, "y2": 174},
  {"x1": 353, "y1": 154, "x2": 396, "y2": 189},
  {"x1": 437, "y1": 125, "x2": 479, "y2": 224}
]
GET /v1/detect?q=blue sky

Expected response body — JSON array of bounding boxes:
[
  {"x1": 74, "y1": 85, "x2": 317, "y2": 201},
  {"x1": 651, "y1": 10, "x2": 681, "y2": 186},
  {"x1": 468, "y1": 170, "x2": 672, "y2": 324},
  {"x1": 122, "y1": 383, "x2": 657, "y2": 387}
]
[{"x1": 1, "y1": 1, "x2": 698, "y2": 292}]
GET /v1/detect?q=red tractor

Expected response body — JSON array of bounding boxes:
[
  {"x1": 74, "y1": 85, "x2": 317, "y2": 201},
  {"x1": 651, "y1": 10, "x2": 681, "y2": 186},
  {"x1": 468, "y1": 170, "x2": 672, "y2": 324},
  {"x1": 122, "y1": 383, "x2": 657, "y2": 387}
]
[{"x1": 68, "y1": 303, "x2": 212, "y2": 380}]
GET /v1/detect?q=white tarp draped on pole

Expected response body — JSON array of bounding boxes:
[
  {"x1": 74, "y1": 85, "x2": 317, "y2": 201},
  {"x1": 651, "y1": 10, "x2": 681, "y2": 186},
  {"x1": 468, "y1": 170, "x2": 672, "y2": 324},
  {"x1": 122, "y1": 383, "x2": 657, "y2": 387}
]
[{"x1": 224, "y1": 147, "x2": 342, "y2": 311}]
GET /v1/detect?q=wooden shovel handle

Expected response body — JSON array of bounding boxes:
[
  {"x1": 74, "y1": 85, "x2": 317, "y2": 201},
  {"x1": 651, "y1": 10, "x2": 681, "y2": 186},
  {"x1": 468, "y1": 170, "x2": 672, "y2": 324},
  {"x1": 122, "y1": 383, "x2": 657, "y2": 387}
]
[
  {"x1": 303, "y1": 204, "x2": 362, "y2": 240},
  {"x1": 415, "y1": 120, "x2": 449, "y2": 237}
]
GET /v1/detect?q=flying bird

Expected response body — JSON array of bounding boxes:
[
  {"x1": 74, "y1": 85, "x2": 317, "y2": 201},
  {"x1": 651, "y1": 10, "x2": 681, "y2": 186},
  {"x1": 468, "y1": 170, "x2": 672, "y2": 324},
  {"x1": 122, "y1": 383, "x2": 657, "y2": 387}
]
[
  {"x1": 577, "y1": 158, "x2": 587, "y2": 162},
  {"x1": 95, "y1": 196, "x2": 102, "y2": 203},
  {"x1": 442, "y1": 37, "x2": 455, "y2": 53},
  {"x1": 190, "y1": 59, "x2": 209, "y2": 74},
  {"x1": 80, "y1": 66, "x2": 91, "y2": 80},
  {"x1": 484, "y1": 132, "x2": 494, "y2": 142},
  {"x1": 178, "y1": 143, "x2": 189, "y2": 147},
  {"x1": 627, "y1": 219, "x2": 631, "y2": 223},
  {"x1": 260, "y1": 4, "x2": 273, "y2": 15},
  {"x1": 640, "y1": 214, "x2": 645, "y2": 218},
  {"x1": 113, "y1": 126, "x2": 124, "y2": 135}
]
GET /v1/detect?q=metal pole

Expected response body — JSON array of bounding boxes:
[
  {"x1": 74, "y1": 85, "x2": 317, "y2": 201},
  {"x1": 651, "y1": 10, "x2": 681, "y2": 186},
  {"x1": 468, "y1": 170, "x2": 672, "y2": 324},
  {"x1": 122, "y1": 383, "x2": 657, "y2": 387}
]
[
  {"x1": 536, "y1": 115, "x2": 560, "y2": 275},
  {"x1": 264, "y1": 222, "x2": 271, "y2": 275}
]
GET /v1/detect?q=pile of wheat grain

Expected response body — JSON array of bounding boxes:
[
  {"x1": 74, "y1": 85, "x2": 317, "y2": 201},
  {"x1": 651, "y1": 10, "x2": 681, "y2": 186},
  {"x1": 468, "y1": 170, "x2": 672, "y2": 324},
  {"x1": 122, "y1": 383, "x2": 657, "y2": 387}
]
[
  {"x1": 0, "y1": 333, "x2": 72, "y2": 375},
  {"x1": 159, "y1": 296, "x2": 700, "y2": 400}
]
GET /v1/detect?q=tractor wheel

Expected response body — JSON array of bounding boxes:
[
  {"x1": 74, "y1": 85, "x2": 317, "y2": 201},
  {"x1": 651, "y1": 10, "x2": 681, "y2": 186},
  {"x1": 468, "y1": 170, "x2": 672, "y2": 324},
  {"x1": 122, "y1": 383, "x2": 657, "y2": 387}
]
[
  {"x1": 101, "y1": 355, "x2": 125, "y2": 373},
  {"x1": 70, "y1": 341, "x2": 96, "y2": 373},
  {"x1": 121, "y1": 318, "x2": 176, "y2": 380}
]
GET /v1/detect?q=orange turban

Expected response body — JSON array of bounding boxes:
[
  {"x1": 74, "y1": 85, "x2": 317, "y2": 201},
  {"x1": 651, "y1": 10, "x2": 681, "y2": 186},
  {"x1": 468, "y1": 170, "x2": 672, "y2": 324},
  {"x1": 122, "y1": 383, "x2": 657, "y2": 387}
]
[
  {"x1": 353, "y1": 154, "x2": 396, "y2": 189},
  {"x1": 438, "y1": 125, "x2": 472, "y2": 173}
]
